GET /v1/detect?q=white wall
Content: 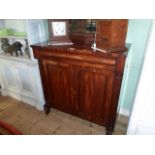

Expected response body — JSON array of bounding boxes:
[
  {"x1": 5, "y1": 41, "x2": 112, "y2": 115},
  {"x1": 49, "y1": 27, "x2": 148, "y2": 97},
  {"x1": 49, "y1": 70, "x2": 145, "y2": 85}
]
[
  {"x1": 127, "y1": 20, "x2": 155, "y2": 134},
  {"x1": 118, "y1": 20, "x2": 152, "y2": 116},
  {"x1": 4, "y1": 19, "x2": 26, "y2": 32}
]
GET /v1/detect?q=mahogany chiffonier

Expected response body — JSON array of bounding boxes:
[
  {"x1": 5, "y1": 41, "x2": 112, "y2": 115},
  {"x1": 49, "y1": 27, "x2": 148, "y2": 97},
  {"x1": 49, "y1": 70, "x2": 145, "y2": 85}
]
[{"x1": 31, "y1": 42, "x2": 127, "y2": 134}]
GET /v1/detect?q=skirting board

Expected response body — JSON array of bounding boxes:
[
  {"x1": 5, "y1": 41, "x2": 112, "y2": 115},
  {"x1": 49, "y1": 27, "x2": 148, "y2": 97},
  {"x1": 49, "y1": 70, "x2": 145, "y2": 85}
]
[
  {"x1": 118, "y1": 107, "x2": 130, "y2": 117},
  {"x1": 1, "y1": 88, "x2": 44, "y2": 111}
]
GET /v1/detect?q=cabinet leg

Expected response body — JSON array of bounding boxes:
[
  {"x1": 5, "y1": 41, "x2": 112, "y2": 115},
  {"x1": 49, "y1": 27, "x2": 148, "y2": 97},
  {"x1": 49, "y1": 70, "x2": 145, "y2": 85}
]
[
  {"x1": 44, "y1": 104, "x2": 50, "y2": 115},
  {"x1": 106, "y1": 125, "x2": 114, "y2": 135}
]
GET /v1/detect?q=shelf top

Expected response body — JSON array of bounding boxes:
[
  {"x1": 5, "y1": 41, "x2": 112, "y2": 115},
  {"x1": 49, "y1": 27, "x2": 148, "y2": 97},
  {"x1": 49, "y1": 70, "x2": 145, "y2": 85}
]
[
  {"x1": 31, "y1": 41, "x2": 128, "y2": 58},
  {"x1": 0, "y1": 54, "x2": 37, "y2": 65},
  {"x1": 0, "y1": 35, "x2": 27, "y2": 39}
]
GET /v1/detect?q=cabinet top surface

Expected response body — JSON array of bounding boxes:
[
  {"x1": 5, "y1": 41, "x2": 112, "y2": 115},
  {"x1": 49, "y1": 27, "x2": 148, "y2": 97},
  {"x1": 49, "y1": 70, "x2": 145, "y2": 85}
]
[{"x1": 31, "y1": 41, "x2": 127, "y2": 58}]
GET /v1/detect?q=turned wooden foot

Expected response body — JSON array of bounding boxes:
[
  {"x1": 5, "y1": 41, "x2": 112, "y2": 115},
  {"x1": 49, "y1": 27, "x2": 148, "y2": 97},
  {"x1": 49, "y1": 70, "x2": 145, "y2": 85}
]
[
  {"x1": 44, "y1": 104, "x2": 50, "y2": 115},
  {"x1": 106, "y1": 125, "x2": 114, "y2": 135}
]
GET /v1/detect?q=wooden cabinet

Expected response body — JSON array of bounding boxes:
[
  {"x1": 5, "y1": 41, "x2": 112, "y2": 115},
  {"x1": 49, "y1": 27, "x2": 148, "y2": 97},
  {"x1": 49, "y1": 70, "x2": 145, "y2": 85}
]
[{"x1": 31, "y1": 42, "x2": 127, "y2": 134}]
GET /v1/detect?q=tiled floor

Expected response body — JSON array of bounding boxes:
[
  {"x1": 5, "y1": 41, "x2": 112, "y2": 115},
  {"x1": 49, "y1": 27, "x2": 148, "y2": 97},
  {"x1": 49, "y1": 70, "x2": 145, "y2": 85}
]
[{"x1": 0, "y1": 96, "x2": 128, "y2": 135}]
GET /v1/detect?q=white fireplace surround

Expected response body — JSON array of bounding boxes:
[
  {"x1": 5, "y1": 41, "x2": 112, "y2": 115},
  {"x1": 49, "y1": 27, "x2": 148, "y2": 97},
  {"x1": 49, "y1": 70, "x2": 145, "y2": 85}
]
[{"x1": 0, "y1": 55, "x2": 45, "y2": 110}]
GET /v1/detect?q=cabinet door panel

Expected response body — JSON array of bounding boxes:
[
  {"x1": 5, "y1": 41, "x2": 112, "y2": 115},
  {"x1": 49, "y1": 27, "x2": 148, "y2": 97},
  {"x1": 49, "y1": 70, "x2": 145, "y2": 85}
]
[
  {"x1": 43, "y1": 60, "x2": 72, "y2": 113},
  {"x1": 78, "y1": 68, "x2": 114, "y2": 125}
]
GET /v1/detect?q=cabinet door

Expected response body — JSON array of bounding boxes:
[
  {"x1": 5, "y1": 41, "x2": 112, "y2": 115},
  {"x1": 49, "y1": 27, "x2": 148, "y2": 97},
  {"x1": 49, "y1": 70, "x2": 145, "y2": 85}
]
[
  {"x1": 77, "y1": 67, "x2": 114, "y2": 125},
  {"x1": 42, "y1": 60, "x2": 72, "y2": 113}
]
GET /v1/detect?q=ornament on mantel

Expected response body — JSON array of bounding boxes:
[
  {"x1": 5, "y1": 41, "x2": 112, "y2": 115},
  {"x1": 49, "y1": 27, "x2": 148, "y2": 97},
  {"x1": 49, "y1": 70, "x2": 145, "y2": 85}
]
[
  {"x1": 1, "y1": 38, "x2": 23, "y2": 56},
  {"x1": 24, "y1": 39, "x2": 30, "y2": 58}
]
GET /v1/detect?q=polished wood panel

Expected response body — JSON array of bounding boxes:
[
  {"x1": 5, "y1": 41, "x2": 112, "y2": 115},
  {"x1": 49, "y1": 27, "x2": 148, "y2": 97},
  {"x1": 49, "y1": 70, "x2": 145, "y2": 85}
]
[
  {"x1": 96, "y1": 19, "x2": 128, "y2": 52},
  {"x1": 31, "y1": 42, "x2": 127, "y2": 134},
  {"x1": 69, "y1": 19, "x2": 95, "y2": 45}
]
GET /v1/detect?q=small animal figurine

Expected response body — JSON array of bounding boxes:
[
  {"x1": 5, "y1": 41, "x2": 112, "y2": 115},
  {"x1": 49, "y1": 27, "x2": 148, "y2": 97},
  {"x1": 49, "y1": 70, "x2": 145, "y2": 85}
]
[
  {"x1": 1, "y1": 38, "x2": 12, "y2": 55},
  {"x1": 1, "y1": 38, "x2": 23, "y2": 56},
  {"x1": 12, "y1": 41, "x2": 23, "y2": 56}
]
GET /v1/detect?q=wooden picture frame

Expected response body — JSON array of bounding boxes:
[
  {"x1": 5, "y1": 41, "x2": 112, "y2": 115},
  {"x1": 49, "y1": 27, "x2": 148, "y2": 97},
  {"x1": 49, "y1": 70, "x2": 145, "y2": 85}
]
[{"x1": 48, "y1": 19, "x2": 73, "y2": 45}]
